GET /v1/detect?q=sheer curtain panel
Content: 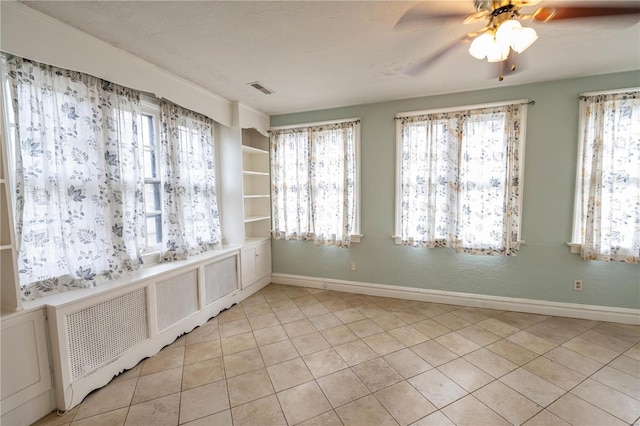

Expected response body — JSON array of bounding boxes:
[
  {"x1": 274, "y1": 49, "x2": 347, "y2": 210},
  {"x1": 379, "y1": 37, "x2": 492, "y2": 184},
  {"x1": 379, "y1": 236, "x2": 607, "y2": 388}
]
[
  {"x1": 575, "y1": 90, "x2": 639, "y2": 263},
  {"x1": 270, "y1": 120, "x2": 358, "y2": 247},
  {"x1": 3, "y1": 55, "x2": 145, "y2": 300},
  {"x1": 397, "y1": 102, "x2": 526, "y2": 256},
  {"x1": 159, "y1": 100, "x2": 221, "y2": 261}
]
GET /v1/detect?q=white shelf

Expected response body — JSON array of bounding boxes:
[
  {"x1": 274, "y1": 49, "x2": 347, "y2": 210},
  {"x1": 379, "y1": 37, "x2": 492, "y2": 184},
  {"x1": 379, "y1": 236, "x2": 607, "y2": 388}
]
[
  {"x1": 0, "y1": 245, "x2": 13, "y2": 251},
  {"x1": 244, "y1": 216, "x2": 271, "y2": 223},
  {"x1": 242, "y1": 145, "x2": 268, "y2": 155},
  {"x1": 243, "y1": 170, "x2": 269, "y2": 176},
  {"x1": 242, "y1": 129, "x2": 270, "y2": 240}
]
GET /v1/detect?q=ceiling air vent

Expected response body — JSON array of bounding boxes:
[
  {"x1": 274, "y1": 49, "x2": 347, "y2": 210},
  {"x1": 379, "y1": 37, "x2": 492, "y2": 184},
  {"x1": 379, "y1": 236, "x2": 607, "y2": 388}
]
[{"x1": 248, "y1": 81, "x2": 274, "y2": 95}]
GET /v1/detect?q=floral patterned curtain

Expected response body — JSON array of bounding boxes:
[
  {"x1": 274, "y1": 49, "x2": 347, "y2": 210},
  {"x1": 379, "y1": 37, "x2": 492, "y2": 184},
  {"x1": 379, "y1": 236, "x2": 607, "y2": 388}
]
[
  {"x1": 4, "y1": 55, "x2": 146, "y2": 300},
  {"x1": 578, "y1": 91, "x2": 639, "y2": 263},
  {"x1": 398, "y1": 103, "x2": 525, "y2": 255},
  {"x1": 159, "y1": 100, "x2": 221, "y2": 260},
  {"x1": 270, "y1": 120, "x2": 358, "y2": 247}
]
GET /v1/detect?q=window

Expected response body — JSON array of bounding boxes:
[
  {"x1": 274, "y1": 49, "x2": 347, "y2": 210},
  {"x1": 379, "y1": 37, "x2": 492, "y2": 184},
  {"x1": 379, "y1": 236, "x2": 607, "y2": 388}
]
[
  {"x1": 394, "y1": 100, "x2": 528, "y2": 255},
  {"x1": 270, "y1": 118, "x2": 360, "y2": 247},
  {"x1": 1, "y1": 69, "x2": 17, "y2": 213},
  {"x1": 138, "y1": 101, "x2": 163, "y2": 253},
  {"x1": 158, "y1": 100, "x2": 222, "y2": 260},
  {"x1": 570, "y1": 89, "x2": 639, "y2": 263},
  {"x1": 1, "y1": 54, "x2": 222, "y2": 300},
  {"x1": 2, "y1": 54, "x2": 146, "y2": 299}
]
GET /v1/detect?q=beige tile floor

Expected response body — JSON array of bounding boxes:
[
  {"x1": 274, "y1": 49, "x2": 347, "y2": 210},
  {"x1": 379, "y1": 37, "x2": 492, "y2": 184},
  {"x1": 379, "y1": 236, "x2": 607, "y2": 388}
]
[{"x1": 34, "y1": 284, "x2": 640, "y2": 426}]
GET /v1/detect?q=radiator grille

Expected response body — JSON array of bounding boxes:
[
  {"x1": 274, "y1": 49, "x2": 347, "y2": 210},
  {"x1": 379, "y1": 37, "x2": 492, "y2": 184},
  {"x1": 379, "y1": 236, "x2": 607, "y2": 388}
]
[
  {"x1": 204, "y1": 255, "x2": 238, "y2": 306},
  {"x1": 156, "y1": 270, "x2": 199, "y2": 331},
  {"x1": 66, "y1": 288, "x2": 148, "y2": 380}
]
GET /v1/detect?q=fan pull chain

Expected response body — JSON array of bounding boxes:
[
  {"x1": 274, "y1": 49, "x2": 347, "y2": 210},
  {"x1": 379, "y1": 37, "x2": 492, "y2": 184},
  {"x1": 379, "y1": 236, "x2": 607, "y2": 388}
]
[{"x1": 498, "y1": 50, "x2": 518, "y2": 81}]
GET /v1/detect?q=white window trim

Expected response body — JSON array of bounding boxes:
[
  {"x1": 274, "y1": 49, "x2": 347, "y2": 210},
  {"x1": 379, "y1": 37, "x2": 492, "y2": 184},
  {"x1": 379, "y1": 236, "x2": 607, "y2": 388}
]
[
  {"x1": 138, "y1": 96, "x2": 223, "y2": 262},
  {"x1": 393, "y1": 99, "x2": 529, "y2": 246},
  {"x1": 139, "y1": 97, "x2": 163, "y2": 263},
  {"x1": 568, "y1": 87, "x2": 640, "y2": 254},
  {"x1": 270, "y1": 117, "x2": 363, "y2": 242},
  {"x1": 1, "y1": 57, "x2": 18, "y2": 231}
]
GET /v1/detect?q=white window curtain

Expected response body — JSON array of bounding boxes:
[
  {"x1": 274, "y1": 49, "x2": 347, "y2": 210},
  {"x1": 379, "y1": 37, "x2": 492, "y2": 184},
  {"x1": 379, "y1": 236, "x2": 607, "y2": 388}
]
[
  {"x1": 3, "y1": 55, "x2": 146, "y2": 300},
  {"x1": 396, "y1": 102, "x2": 526, "y2": 255},
  {"x1": 574, "y1": 90, "x2": 639, "y2": 263},
  {"x1": 270, "y1": 120, "x2": 358, "y2": 247},
  {"x1": 159, "y1": 100, "x2": 221, "y2": 260}
]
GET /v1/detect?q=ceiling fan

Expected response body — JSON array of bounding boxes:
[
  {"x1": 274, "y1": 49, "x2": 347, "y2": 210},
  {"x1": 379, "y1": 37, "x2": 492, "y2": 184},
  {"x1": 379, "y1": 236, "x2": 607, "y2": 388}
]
[{"x1": 399, "y1": 0, "x2": 640, "y2": 80}]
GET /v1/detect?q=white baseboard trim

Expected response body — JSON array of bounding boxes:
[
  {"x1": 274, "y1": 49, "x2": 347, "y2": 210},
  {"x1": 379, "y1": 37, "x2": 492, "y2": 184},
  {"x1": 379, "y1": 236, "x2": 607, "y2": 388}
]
[{"x1": 271, "y1": 273, "x2": 640, "y2": 325}]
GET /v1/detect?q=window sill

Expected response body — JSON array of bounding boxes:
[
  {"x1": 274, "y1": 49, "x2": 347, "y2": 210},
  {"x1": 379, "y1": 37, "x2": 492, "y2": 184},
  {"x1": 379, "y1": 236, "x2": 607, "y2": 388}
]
[
  {"x1": 392, "y1": 235, "x2": 526, "y2": 247},
  {"x1": 21, "y1": 244, "x2": 245, "y2": 312},
  {"x1": 272, "y1": 234, "x2": 362, "y2": 244},
  {"x1": 142, "y1": 250, "x2": 163, "y2": 266},
  {"x1": 567, "y1": 242, "x2": 581, "y2": 254}
]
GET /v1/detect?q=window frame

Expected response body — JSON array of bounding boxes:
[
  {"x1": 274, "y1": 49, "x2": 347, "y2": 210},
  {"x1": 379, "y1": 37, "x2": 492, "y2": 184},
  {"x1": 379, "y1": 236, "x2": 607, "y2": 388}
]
[
  {"x1": 1, "y1": 84, "x2": 167, "y2": 265},
  {"x1": 137, "y1": 97, "x2": 223, "y2": 261},
  {"x1": 1, "y1": 60, "x2": 18, "y2": 226},
  {"x1": 568, "y1": 87, "x2": 640, "y2": 256},
  {"x1": 139, "y1": 97, "x2": 163, "y2": 258},
  {"x1": 393, "y1": 99, "x2": 529, "y2": 250},
  {"x1": 5, "y1": 89, "x2": 224, "y2": 265},
  {"x1": 269, "y1": 117, "x2": 362, "y2": 243},
  {"x1": 0, "y1": 54, "x2": 228, "y2": 304}
]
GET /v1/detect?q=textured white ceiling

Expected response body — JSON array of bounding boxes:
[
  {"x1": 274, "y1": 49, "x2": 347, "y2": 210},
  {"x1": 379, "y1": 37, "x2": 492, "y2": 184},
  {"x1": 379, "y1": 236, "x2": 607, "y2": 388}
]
[{"x1": 22, "y1": 1, "x2": 640, "y2": 115}]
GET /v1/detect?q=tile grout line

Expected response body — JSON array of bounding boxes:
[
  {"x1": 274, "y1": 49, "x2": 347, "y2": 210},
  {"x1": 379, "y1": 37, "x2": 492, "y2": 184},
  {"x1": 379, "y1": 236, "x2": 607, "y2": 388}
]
[{"x1": 45, "y1": 285, "x2": 639, "y2": 426}]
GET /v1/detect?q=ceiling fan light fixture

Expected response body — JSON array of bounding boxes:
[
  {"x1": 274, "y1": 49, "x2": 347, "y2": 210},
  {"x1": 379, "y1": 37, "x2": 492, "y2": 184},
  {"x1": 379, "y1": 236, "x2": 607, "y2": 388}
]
[
  {"x1": 512, "y1": 26, "x2": 538, "y2": 53},
  {"x1": 468, "y1": 19, "x2": 538, "y2": 62},
  {"x1": 469, "y1": 30, "x2": 509, "y2": 62},
  {"x1": 495, "y1": 19, "x2": 522, "y2": 45},
  {"x1": 468, "y1": 31, "x2": 494, "y2": 59},
  {"x1": 486, "y1": 43, "x2": 510, "y2": 62},
  {"x1": 496, "y1": 19, "x2": 538, "y2": 54}
]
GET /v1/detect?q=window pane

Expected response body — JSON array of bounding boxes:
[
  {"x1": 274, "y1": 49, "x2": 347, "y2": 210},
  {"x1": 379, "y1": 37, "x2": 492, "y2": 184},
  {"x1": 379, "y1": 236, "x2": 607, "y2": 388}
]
[
  {"x1": 146, "y1": 214, "x2": 162, "y2": 247},
  {"x1": 397, "y1": 103, "x2": 525, "y2": 255},
  {"x1": 270, "y1": 121, "x2": 359, "y2": 246},
  {"x1": 574, "y1": 92, "x2": 640, "y2": 262},
  {"x1": 141, "y1": 114, "x2": 155, "y2": 147},
  {"x1": 144, "y1": 148, "x2": 158, "y2": 179},
  {"x1": 145, "y1": 183, "x2": 161, "y2": 212}
]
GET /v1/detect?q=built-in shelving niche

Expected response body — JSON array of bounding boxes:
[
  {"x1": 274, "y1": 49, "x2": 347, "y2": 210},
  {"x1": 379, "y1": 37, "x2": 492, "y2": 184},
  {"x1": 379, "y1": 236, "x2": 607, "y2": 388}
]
[{"x1": 241, "y1": 128, "x2": 271, "y2": 241}]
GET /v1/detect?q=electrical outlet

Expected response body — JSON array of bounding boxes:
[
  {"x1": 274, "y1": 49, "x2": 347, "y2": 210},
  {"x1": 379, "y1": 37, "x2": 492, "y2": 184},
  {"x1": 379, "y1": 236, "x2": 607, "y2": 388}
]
[
  {"x1": 350, "y1": 261, "x2": 356, "y2": 271},
  {"x1": 573, "y1": 279, "x2": 583, "y2": 291}
]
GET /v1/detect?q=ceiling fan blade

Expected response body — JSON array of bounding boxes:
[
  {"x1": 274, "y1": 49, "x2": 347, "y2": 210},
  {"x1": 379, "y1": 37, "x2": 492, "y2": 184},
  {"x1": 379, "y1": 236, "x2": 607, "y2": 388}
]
[
  {"x1": 535, "y1": 5, "x2": 640, "y2": 21},
  {"x1": 394, "y1": 3, "x2": 471, "y2": 30},
  {"x1": 463, "y1": 10, "x2": 490, "y2": 25},
  {"x1": 405, "y1": 34, "x2": 475, "y2": 76}
]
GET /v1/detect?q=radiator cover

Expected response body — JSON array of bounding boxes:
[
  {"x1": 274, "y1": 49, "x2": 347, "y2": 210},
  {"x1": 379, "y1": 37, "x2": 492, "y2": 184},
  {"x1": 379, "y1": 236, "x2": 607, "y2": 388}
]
[{"x1": 66, "y1": 288, "x2": 149, "y2": 380}]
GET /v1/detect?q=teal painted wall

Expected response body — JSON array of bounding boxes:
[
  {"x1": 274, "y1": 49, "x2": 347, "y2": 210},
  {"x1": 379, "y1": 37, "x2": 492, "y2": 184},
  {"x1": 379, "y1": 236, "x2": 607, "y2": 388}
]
[{"x1": 270, "y1": 71, "x2": 640, "y2": 309}]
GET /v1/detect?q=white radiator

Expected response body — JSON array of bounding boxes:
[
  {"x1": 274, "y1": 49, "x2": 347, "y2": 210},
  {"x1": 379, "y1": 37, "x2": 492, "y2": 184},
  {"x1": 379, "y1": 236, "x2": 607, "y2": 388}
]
[
  {"x1": 156, "y1": 270, "x2": 199, "y2": 331},
  {"x1": 204, "y1": 256, "x2": 238, "y2": 305},
  {"x1": 46, "y1": 249, "x2": 257, "y2": 411},
  {"x1": 66, "y1": 288, "x2": 149, "y2": 380}
]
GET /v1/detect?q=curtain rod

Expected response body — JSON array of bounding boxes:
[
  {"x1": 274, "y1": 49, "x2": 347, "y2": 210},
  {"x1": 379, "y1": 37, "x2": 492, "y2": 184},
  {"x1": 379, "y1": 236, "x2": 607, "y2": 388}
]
[
  {"x1": 395, "y1": 99, "x2": 534, "y2": 120},
  {"x1": 580, "y1": 87, "x2": 639, "y2": 98},
  {"x1": 269, "y1": 117, "x2": 360, "y2": 132}
]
